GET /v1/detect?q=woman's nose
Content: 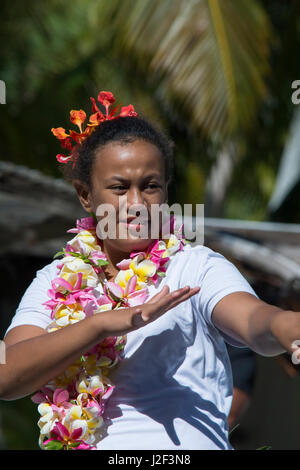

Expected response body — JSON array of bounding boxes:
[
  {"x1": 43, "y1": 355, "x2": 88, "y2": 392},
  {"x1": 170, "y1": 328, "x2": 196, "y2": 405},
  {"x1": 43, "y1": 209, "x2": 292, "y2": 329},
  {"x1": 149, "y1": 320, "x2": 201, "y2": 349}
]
[
  {"x1": 127, "y1": 186, "x2": 144, "y2": 206},
  {"x1": 126, "y1": 187, "x2": 148, "y2": 218}
]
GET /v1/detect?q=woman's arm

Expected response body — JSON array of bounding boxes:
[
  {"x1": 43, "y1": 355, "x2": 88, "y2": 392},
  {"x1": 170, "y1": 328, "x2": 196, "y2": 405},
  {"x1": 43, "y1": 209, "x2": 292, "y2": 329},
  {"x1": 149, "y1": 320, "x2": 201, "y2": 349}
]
[
  {"x1": 212, "y1": 292, "x2": 300, "y2": 357},
  {"x1": 0, "y1": 285, "x2": 199, "y2": 401}
]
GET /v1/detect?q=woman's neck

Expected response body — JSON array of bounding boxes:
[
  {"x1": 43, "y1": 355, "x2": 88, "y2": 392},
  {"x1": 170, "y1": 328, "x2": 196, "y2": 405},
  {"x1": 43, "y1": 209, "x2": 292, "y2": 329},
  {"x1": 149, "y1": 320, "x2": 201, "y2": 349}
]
[
  {"x1": 100, "y1": 239, "x2": 154, "y2": 282},
  {"x1": 100, "y1": 241, "x2": 130, "y2": 282}
]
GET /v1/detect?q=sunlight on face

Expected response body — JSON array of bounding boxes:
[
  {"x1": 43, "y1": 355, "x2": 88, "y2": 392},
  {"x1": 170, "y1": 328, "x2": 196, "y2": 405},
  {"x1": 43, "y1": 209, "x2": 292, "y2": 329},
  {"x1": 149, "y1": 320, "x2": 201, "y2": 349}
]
[{"x1": 90, "y1": 140, "x2": 168, "y2": 255}]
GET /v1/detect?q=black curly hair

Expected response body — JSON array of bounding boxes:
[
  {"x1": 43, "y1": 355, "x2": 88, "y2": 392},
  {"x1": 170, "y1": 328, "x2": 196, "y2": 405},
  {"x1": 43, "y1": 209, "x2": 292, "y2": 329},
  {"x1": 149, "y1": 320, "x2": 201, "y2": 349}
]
[{"x1": 61, "y1": 116, "x2": 175, "y2": 188}]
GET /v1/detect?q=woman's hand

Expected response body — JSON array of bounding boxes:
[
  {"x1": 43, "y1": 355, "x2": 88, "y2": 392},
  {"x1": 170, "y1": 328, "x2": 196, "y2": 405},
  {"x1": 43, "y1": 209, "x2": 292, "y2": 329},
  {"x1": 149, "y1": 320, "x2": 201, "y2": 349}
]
[
  {"x1": 0, "y1": 285, "x2": 199, "y2": 400},
  {"x1": 99, "y1": 285, "x2": 200, "y2": 337}
]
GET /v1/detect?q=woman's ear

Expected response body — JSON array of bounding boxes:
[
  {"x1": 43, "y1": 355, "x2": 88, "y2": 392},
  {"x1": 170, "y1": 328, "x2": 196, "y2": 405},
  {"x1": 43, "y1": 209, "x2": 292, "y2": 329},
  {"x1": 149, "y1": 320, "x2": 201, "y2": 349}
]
[{"x1": 72, "y1": 179, "x2": 93, "y2": 214}]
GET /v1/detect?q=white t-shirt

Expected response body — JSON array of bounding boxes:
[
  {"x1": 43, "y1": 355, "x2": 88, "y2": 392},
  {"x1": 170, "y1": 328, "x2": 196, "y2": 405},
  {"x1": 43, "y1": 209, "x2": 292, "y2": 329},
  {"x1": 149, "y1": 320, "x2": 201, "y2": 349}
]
[{"x1": 5, "y1": 244, "x2": 258, "y2": 450}]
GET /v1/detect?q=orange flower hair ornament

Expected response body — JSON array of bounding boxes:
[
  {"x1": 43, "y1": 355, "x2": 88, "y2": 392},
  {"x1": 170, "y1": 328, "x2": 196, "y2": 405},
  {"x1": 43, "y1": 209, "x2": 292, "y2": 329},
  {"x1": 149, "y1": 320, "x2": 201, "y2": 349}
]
[{"x1": 51, "y1": 91, "x2": 138, "y2": 168}]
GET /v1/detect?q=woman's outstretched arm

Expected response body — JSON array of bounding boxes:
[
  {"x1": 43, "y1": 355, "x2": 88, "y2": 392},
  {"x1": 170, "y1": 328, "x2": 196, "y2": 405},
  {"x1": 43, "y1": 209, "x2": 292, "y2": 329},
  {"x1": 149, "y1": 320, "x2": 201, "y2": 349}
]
[
  {"x1": 212, "y1": 291, "x2": 300, "y2": 357},
  {"x1": 0, "y1": 285, "x2": 199, "y2": 401}
]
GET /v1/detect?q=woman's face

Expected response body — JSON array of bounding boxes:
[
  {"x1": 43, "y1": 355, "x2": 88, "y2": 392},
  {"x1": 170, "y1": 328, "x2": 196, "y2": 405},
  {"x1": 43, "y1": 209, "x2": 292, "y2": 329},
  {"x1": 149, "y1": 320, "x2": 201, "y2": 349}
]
[{"x1": 77, "y1": 139, "x2": 168, "y2": 255}]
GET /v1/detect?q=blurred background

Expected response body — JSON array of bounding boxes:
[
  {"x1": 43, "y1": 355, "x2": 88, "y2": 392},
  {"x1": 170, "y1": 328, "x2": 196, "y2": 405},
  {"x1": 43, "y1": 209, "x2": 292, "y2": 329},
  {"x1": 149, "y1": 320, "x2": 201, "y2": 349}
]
[{"x1": 1, "y1": 0, "x2": 300, "y2": 450}]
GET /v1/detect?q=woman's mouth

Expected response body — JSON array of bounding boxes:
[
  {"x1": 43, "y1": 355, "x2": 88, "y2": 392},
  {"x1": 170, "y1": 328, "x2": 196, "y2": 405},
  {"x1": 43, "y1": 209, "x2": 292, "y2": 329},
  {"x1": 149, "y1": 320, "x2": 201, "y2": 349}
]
[{"x1": 118, "y1": 217, "x2": 150, "y2": 233}]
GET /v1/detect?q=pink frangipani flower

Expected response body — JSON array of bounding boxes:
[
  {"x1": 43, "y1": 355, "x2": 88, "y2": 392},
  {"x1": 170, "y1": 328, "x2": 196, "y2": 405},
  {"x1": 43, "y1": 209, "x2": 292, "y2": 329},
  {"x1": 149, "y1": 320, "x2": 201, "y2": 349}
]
[
  {"x1": 43, "y1": 422, "x2": 95, "y2": 450},
  {"x1": 116, "y1": 258, "x2": 132, "y2": 270},
  {"x1": 67, "y1": 216, "x2": 96, "y2": 234},
  {"x1": 43, "y1": 269, "x2": 106, "y2": 316},
  {"x1": 104, "y1": 275, "x2": 149, "y2": 307}
]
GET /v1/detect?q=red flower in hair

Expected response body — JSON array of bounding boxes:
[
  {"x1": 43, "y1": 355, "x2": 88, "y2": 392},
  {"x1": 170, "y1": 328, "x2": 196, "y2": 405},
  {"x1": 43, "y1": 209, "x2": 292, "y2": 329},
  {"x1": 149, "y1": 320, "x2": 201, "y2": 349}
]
[
  {"x1": 69, "y1": 110, "x2": 87, "y2": 131},
  {"x1": 98, "y1": 91, "x2": 115, "y2": 110},
  {"x1": 51, "y1": 91, "x2": 138, "y2": 168},
  {"x1": 120, "y1": 105, "x2": 138, "y2": 117}
]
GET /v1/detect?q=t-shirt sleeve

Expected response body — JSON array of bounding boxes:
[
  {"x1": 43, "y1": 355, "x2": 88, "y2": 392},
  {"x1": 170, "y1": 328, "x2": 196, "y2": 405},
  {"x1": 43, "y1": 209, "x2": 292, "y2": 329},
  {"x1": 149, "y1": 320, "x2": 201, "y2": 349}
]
[
  {"x1": 191, "y1": 246, "x2": 259, "y2": 347},
  {"x1": 4, "y1": 260, "x2": 59, "y2": 336}
]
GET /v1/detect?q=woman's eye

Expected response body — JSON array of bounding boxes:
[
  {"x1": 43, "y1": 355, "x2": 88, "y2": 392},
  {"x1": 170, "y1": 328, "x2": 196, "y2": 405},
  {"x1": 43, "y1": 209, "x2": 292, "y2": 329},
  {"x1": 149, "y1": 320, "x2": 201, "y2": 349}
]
[{"x1": 112, "y1": 184, "x2": 160, "y2": 191}]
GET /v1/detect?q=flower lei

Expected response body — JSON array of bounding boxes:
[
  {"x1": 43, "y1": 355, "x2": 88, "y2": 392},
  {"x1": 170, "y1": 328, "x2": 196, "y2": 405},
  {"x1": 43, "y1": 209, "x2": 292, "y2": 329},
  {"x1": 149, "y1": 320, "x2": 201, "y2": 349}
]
[{"x1": 31, "y1": 214, "x2": 187, "y2": 450}]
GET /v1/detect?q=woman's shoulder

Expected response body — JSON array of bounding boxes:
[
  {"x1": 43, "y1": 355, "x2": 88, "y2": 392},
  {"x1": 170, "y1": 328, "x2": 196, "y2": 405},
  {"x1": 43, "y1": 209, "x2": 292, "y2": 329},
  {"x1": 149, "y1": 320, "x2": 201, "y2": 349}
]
[
  {"x1": 168, "y1": 242, "x2": 239, "y2": 284},
  {"x1": 172, "y1": 243, "x2": 217, "y2": 264},
  {"x1": 34, "y1": 258, "x2": 62, "y2": 281},
  {"x1": 20, "y1": 258, "x2": 62, "y2": 299},
  {"x1": 165, "y1": 243, "x2": 214, "y2": 279}
]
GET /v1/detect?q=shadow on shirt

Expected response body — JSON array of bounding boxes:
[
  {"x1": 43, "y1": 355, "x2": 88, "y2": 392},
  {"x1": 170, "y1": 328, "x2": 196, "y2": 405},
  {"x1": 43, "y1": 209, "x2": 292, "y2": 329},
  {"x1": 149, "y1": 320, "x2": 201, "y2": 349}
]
[{"x1": 105, "y1": 324, "x2": 229, "y2": 449}]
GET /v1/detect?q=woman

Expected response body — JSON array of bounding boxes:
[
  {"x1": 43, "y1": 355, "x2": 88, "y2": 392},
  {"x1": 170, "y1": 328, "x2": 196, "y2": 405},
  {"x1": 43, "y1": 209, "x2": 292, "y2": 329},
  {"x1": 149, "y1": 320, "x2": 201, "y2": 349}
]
[{"x1": 0, "y1": 91, "x2": 298, "y2": 450}]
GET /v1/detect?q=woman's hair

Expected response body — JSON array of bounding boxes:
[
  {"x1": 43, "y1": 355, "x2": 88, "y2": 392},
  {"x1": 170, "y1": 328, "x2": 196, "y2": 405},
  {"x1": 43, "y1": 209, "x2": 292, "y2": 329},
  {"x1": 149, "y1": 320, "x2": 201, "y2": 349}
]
[{"x1": 61, "y1": 116, "x2": 174, "y2": 187}]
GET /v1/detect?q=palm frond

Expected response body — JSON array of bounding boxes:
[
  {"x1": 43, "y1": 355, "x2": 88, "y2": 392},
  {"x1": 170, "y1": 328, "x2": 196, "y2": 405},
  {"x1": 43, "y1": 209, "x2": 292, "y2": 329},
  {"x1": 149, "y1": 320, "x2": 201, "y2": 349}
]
[{"x1": 110, "y1": 0, "x2": 274, "y2": 138}]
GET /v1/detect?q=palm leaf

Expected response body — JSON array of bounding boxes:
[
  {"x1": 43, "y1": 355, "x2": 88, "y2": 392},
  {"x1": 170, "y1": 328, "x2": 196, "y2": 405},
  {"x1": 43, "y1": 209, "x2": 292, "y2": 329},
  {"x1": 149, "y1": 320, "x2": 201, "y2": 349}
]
[{"x1": 110, "y1": 0, "x2": 274, "y2": 138}]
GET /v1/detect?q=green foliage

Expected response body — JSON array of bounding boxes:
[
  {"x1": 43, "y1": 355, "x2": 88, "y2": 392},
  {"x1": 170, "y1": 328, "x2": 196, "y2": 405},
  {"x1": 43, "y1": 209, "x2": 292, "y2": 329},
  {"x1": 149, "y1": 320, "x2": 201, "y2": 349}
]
[
  {"x1": 0, "y1": 397, "x2": 39, "y2": 450},
  {"x1": 111, "y1": 0, "x2": 273, "y2": 138},
  {"x1": 44, "y1": 440, "x2": 64, "y2": 450},
  {"x1": 0, "y1": 0, "x2": 284, "y2": 221},
  {"x1": 0, "y1": 2, "x2": 298, "y2": 219},
  {"x1": 53, "y1": 250, "x2": 65, "y2": 259},
  {"x1": 156, "y1": 271, "x2": 166, "y2": 278},
  {"x1": 97, "y1": 259, "x2": 109, "y2": 267}
]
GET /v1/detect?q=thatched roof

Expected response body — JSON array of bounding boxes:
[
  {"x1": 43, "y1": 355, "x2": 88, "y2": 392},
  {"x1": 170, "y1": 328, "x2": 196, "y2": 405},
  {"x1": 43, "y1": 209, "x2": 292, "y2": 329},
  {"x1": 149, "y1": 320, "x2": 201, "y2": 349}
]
[{"x1": 0, "y1": 161, "x2": 85, "y2": 256}]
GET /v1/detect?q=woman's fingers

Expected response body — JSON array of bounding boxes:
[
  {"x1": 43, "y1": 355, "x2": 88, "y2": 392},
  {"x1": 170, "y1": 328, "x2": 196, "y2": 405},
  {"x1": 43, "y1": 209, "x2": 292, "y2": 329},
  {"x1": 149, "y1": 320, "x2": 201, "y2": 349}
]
[
  {"x1": 147, "y1": 285, "x2": 191, "y2": 305},
  {"x1": 142, "y1": 286, "x2": 190, "y2": 319},
  {"x1": 146, "y1": 285, "x2": 170, "y2": 304},
  {"x1": 158, "y1": 286, "x2": 200, "y2": 314},
  {"x1": 102, "y1": 285, "x2": 200, "y2": 335},
  {"x1": 141, "y1": 286, "x2": 200, "y2": 321},
  {"x1": 164, "y1": 286, "x2": 200, "y2": 312}
]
